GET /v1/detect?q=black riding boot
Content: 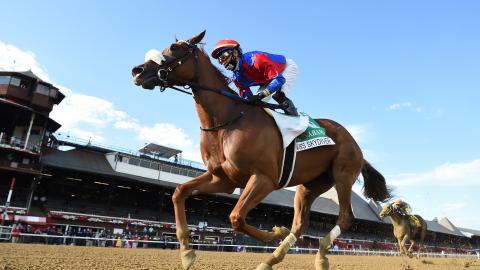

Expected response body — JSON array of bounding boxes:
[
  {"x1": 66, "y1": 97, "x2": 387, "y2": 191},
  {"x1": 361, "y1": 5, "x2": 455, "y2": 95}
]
[{"x1": 272, "y1": 91, "x2": 299, "y2": 116}]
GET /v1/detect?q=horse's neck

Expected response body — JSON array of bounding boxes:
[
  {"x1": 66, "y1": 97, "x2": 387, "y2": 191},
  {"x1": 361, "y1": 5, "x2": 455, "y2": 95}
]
[
  {"x1": 193, "y1": 54, "x2": 243, "y2": 129},
  {"x1": 390, "y1": 213, "x2": 406, "y2": 227}
]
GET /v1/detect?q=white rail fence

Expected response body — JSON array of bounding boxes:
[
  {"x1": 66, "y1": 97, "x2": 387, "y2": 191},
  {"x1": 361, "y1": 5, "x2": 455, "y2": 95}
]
[{"x1": 0, "y1": 229, "x2": 477, "y2": 259}]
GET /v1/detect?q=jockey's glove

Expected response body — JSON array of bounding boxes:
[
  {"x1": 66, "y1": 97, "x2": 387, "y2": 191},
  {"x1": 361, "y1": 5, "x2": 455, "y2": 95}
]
[{"x1": 247, "y1": 92, "x2": 266, "y2": 103}]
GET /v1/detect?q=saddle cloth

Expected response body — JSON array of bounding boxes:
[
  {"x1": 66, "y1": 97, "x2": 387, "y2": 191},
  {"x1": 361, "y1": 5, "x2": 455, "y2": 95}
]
[
  {"x1": 264, "y1": 109, "x2": 309, "y2": 148},
  {"x1": 408, "y1": 215, "x2": 422, "y2": 228},
  {"x1": 264, "y1": 109, "x2": 335, "y2": 188}
]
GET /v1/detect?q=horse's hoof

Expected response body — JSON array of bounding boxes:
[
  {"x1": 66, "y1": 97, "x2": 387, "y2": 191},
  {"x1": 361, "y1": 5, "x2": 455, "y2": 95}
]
[
  {"x1": 315, "y1": 257, "x2": 330, "y2": 270},
  {"x1": 272, "y1": 226, "x2": 290, "y2": 239},
  {"x1": 256, "y1": 263, "x2": 273, "y2": 270},
  {"x1": 406, "y1": 252, "x2": 413, "y2": 259},
  {"x1": 181, "y1": 249, "x2": 196, "y2": 270}
]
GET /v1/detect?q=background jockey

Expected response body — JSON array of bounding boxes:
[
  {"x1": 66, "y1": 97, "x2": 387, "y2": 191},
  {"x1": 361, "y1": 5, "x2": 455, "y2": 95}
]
[
  {"x1": 211, "y1": 39, "x2": 299, "y2": 116},
  {"x1": 392, "y1": 199, "x2": 412, "y2": 216}
]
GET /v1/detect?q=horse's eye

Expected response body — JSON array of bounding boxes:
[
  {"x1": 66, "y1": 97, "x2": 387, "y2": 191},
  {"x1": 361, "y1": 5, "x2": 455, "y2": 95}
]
[{"x1": 170, "y1": 44, "x2": 178, "y2": 51}]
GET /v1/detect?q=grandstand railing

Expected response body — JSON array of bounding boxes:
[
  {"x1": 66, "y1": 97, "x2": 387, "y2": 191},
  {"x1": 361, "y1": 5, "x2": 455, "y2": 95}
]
[
  {"x1": 0, "y1": 226, "x2": 12, "y2": 240},
  {"x1": 49, "y1": 210, "x2": 234, "y2": 233},
  {"x1": 53, "y1": 133, "x2": 206, "y2": 170},
  {"x1": 0, "y1": 232, "x2": 476, "y2": 259}
]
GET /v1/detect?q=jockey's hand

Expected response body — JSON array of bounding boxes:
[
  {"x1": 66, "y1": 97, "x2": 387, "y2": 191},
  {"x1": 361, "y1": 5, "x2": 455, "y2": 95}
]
[{"x1": 246, "y1": 93, "x2": 264, "y2": 104}]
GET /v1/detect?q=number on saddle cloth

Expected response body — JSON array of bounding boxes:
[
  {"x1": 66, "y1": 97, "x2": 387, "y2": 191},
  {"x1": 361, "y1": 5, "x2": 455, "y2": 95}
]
[{"x1": 408, "y1": 215, "x2": 421, "y2": 228}]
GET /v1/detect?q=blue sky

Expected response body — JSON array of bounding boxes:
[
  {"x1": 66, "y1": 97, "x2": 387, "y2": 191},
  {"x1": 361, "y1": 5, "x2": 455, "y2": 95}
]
[{"x1": 1, "y1": 1, "x2": 479, "y2": 230}]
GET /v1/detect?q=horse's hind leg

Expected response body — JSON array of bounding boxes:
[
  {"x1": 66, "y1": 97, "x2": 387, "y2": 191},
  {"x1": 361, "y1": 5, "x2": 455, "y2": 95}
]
[
  {"x1": 258, "y1": 175, "x2": 334, "y2": 270},
  {"x1": 317, "y1": 150, "x2": 362, "y2": 269}
]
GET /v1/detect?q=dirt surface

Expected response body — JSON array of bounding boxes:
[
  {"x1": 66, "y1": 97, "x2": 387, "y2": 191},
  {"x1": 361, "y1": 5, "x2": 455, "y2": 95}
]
[{"x1": 0, "y1": 243, "x2": 478, "y2": 270}]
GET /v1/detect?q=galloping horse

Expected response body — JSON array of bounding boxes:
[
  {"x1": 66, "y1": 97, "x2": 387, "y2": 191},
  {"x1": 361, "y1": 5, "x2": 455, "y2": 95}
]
[
  {"x1": 132, "y1": 31, "x2": 391, "y2": 270},
  {"x1": 379, "y1": 202, "x2": 427, "y2": 258}
]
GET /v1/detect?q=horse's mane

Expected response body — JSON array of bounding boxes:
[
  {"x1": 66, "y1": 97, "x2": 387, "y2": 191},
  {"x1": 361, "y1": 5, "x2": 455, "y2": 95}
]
[{"x1": 198, "y1": 47, "x2": 239, "y2": 96}]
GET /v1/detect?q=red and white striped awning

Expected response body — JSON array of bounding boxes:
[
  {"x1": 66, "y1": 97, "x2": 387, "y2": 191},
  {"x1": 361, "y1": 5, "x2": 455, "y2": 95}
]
[{"x1": 0, "y1": 214, "x2": 46, "y2": 225}]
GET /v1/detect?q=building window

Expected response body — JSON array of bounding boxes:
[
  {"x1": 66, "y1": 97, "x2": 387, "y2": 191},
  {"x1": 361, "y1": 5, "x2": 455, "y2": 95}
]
[
  {"x1": 128, "y1": 158, "x2": 140, "y2": 166},
  {"x1": 150, "y1": 162, "x2": 160, "y2": 170},
  {"x1": 10, "y1": 77, "x2": 21, "y2": 87},
  {"x1": 49, "y1": 88, "x2": 58, "y2": 98},
  {"x1": 36, "y1": 84, "x2": 50, "y2": 95},
  {"x1": 0, "y1": 76, "x2": 11, "y2": 84},
  {"x1": 20, "y1": 79, "x2": 30, "y2": 89},
  {"x1": 140, "y1": 160, "x2": 150, "y2": 168}
]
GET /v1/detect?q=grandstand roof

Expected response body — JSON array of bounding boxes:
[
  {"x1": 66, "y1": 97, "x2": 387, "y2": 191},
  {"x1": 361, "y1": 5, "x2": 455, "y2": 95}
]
[
  {"x1": 41, "y1": 148, "x2": 178, "y2": 188},
  {"x1": 261, "y1": 189, "x2": 339, "y2": 216},
  {"x1": 424, "y1": 220, "x2": 464, "y2": 236},
  {"x1": 438, "y1": 217, "x2": 464, "y2": 236},
  {"x1": 458, "y1": 227, "x2": 480, "y2": 237},
  {"x1": 322, "y1": 187, "x2": 382, "y2": 222}
]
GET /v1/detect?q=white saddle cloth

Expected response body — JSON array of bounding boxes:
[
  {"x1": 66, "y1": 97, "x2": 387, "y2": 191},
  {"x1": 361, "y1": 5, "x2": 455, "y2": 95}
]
[{"x1": 264, "y1": 109, "x2": 309, "y2": 149}]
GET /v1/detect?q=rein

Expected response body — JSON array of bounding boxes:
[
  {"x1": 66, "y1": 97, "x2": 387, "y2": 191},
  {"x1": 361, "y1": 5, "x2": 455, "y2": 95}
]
[{"x1": 156, "y1": 42, "x2": 284, "y2": 110}]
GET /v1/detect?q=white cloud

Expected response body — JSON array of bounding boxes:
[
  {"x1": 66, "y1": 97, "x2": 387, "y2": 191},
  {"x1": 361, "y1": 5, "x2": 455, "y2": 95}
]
[
  {"x1": 1, "y1": 40, "x2": 200, "y2": 161},
  {"x1": 0, "y1": 41, "x2": 50, "y2": 82},
  {"x1": 52, "y1": 90, "x2": 195, "y2": 158},
  {"x1": 390, "y1": 159, "x2": 480, "y2": 187},
  {"x1": 387, "y1": 101, "x2": 423, "y2": 112},
  {"x1": 51, "y1": 92, "x2": 132, "y2": 129},
  {"x1": 138, "y1": 123, "x2": 193, "y2": 149}
]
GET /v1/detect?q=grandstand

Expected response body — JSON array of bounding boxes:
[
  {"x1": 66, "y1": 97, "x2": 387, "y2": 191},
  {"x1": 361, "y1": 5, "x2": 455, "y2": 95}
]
[
  {"x1": 1, "y1": 135, "x2": 478, "y2": 253},
  {"x1": 0, "y1": 70, "x2": 478, "y2": 255}
]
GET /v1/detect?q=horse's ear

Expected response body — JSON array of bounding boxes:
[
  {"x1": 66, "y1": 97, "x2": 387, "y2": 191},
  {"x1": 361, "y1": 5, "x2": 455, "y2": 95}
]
[{"x1": 188, "y1": 30, "x2": 206, "y2": 45}]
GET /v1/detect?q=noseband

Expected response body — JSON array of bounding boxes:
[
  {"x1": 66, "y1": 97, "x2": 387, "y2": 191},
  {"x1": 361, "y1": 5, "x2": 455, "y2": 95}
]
[{"x1": 157, "y1": 41, "x2": 199, "y2": 92}]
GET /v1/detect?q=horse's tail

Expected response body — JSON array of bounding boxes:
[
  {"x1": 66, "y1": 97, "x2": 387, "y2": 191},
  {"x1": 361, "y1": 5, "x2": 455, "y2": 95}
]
[{"x1": 361, "y1": 159, "x2": 392, "y2": 202}]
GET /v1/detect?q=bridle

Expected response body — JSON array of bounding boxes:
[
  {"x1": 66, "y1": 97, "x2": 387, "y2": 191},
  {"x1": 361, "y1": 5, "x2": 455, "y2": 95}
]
[
  {"x1": 150, "y1": 41, "x2": 283, "y2": 131},
  {"x1": 156, "y1": 41, "x2": 199, "y2": 92}
]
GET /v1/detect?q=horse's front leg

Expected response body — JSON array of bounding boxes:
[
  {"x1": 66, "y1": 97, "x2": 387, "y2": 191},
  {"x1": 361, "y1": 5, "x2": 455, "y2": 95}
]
[
  {"x1": 229, "y1": 174, "x2": 287, "y2": 243},
  {"x1": 227, "y1": 174, "x2": 291, "y2": 270},
  {"x1": 407, "y1": 239, "x2": 415, "y2": 256},
  {"x1": 172, "y1": 172, "x2": 235, "y2": 270},
  {"x1": 400, "y1": 235, "x2": 412, "y2": 258},
  {"x1": 397, "y1": 238, "x2": 403, "y2": 256}
]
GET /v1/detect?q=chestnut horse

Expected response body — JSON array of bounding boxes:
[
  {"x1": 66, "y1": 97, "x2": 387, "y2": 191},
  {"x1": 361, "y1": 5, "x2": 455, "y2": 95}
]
[
  {"x1": 132, "y1": 31, "x2": 391, "y2": 270},
  {"x1": 379, "y1": 202, "x2": 427, "y2": 258}
]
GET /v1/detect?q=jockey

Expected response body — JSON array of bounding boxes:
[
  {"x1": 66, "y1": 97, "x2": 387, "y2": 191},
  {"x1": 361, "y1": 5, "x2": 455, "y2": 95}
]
[
  {"x1": 211, "y1": 39, "x2": 299, "y2": 116},
  {"x1": 392, "y1": 199, "x2": 412, "y2": 216}
]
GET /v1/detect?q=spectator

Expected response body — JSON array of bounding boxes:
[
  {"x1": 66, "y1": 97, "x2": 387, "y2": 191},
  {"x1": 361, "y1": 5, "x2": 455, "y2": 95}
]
[
  {"x1": 115, "y1": 236, "x2": 122, "y2": 248},
  {"x1": 132, "y1": 234, "x2": 139, "y2": 248},
  {"x1": 11, "y1": 223, "x2": 21, "y2": 243},
  {"x1": 143, "y1": 234, "x2": 149, "y2": 248}
]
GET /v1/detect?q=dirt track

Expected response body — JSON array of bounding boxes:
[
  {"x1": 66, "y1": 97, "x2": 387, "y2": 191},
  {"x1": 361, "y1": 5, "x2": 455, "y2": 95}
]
[{"x1": 0, "y1": 244, "x2": 478, "y2": 270}]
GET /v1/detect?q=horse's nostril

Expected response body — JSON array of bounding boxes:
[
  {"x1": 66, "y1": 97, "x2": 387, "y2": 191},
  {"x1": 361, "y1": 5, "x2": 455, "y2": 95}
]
[{"x1": 132, "y1": 67, "x2": 144, "y2": 76}]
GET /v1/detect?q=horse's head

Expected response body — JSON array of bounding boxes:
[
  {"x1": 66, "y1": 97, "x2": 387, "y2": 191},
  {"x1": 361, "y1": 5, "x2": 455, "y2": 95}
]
[
  {"x1": 379, "y1": 203, "x2": 394, "y2": 220},
  {"x1": 132, "y1": 31, "x2": 206, "y2": 90}
]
